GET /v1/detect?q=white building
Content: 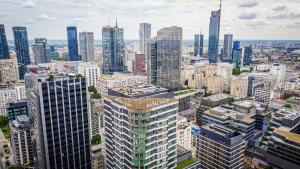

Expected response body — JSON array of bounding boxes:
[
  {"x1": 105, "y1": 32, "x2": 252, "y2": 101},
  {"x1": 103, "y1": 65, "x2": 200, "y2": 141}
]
[
  {"x1": 207, "y1": 76, "x2": 224, "y2": 94},
  {"x1": 230, "y1": 76, "x2": 248, "y2": 98},
  {"x1": 97, "y1": 73, "x2": 147, "y2": 95},
  {"x1": 0, "y1": 84, "x2": 26, "y2": 116},
  {"x1": 77, "y1": 63, "x2": 100, "y2": 87},
  {"x1": 0, "y1": 58, "x2": 19, "y2": 83},
  {"x1": 270, "y1": 63, "x2": 286, "y2": 87},
  {"x1": 255, "y1": 88, "x2": 272, "y2": 104},
  {"x1": 177, "y1": 115, "x2": 192, "y2": 151},
  {"x1": 139, "y1": 23, "x2": 151, "y2": 54},
  {"x1": 79, "y1": 32, "x2": 95, "y2": 62}
]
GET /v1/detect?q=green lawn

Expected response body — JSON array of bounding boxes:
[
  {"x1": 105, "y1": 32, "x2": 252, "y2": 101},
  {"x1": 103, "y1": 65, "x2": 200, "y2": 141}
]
[
  {"x1": 176, "y1": 158, "x2": 197, "y2": 169},
  {"x1": 174, "y1": 89, "x2": 197, "y2": 96},
  {"x1": 0, "y1": 116, "x2": 9, "y2": 139}
]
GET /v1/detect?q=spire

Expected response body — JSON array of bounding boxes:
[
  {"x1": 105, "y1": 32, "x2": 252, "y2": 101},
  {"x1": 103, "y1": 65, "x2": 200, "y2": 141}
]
[
  {"x1": 219, "y1": 0, "x2": 222, "y2": 11},
  {"x1": 115, "y1": 17, "x2": 118, "y2": 28}
]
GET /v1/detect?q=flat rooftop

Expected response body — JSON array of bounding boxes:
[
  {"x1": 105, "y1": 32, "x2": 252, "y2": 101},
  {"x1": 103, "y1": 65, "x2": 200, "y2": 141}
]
[
  {"x1": 202, "y1": 124, "x2": 241, "y2": 139},
  {"x1": 203, "y1": 93, "x2": 232, "y2": 102},
  {"x1": 274, "y1": 108, "x2": 300, "y2": 121}
]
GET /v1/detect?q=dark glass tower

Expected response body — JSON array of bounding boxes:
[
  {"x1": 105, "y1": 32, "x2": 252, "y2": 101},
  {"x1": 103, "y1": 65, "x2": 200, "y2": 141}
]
[
  {"x1": 208, "y1": 3, "x2": 221, "y2": 63},
  {"x1": 243, "y1": 46, "x2": 253, "y2": 66},
  {"x1": 102, "y1": 23, "x2": 125, "y2": 74},
  {"x1": 32, "y1": 38, "x2": 51, "y2": 64},
  {"x1": 13, "y1": 26, "x2": 30, "y2": 79},
  {"x1": 0, "y1": 24, "x2": 10, "y2": 59},
  {"x1": 232, "y1": 41, "x2": 241, "y2": 68},
  {"x1": 67, "y1": 26, "x2": 80, "y2": 61},
  {"x1": 194, "y1": 34, "x2": 204, "y2": 57},
  {"x1": 25, "y1": 73, "x2": 91, "y2": 169},
  {"x1": 222, "y1": 34, "x2": 233, "y2": 62}
]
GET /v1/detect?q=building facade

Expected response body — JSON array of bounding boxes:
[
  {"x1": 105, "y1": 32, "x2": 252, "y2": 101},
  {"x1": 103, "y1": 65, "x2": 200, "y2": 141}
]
[
  {"x1": 104, "y1": 85, "x2": 178, "y2": 169},
  {"x1": 25, "y1": 73, "x2": 91, "y2": 169},
  {"x1": 243, "y1": 46, "x2": 253, "y2": 66},
  {"x1": 32, "y1": 38, "x2": 51, "y2": 64},
  {"x1": 139, "y1": 23, "x2": 151, "y2": 54},
  {"x1": 79, "y1": 32, "x2": 95, "y2": 62},
  {"x1": 0, "y1": 58, "x2": 19, "y2": 83},
  {"x1": 6, "y1": 99, "x2": 28, "y2": 121},
  {"x1": 13, "y1": 26, "x2": 30, "y2": 79},
  {"x1": 0, "y1": 24, "x2": 10, "y2": 59},
  {"x1": 194, "y1": 34, "x2": 204, "y2": 57},
  {"x1": 230, "y1": 76, "x2": 248, "y2": 98},
  {"x1": 77, "y1": 63, "x2": 100, "y2": 87},
  {"x1": 67, "y1": 26, "x2": 80, "y2": 61},
  {"x1": 102, "y1": 24, "x2": 125, "y2": 74}
]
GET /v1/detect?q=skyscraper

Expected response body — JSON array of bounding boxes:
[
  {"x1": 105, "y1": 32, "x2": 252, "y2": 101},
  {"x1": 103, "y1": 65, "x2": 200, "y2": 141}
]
[
  {"x1": 67, "y1": 26, "x2": 80, "y2": 61},
  {"x1": 79, "y1": 32, "x2": 95, "y2": 62},
  {"x1": 25, "y1": 73, "x2": 91, "y2": 169},
  {"x1": 13, "y1": 26, "x2": 30, "y2": 80},
  {"x1": 147, "y1": 37, "x2": 158, "y2": 85},
  {"x1": 232, "y1": 41, "x2": 241, "y2": 68},
  {"x1": 194, "y1": 34, "x2": 204, "y2": 57},
  {"x1": 104, "y1": 85, "x2": 178, "y2": 169},
  {"x1": 208, "y1": 3, "x2": 221, "y2": 64},
  {"x1": 156, "y1": 26, "x2": 182, "y2": 91},
  {"x1": 0, "y1": 24, "x2": 10, "y2": 59},
  {"x1": 102, "y1": 23, "x2": 125, "y2": 74},
  {"x1": 139, "y1": 23, "x2": 151, "y2": 54},
  {"x1": 32, "y1": 38, "x2": 51, "y2": 64},
  {"x1": 222, "y1": 34, "x2": 233, "y2": 62},
  {"x1": 243, "y1": 46, "x2": 253, "y2": 66}
]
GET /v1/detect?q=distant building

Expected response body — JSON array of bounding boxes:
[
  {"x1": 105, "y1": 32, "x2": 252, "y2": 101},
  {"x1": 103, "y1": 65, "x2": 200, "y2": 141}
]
[
  {"x1": 147, "y1": 37, "x2": 158, "y2": 85},
  {"x1": 156, "y1": 26, "x2": 182, "y2": 91},
  {"x1": 32, "y1": 38, "x2": 51, "y2": 64},
  {"x1": 25, "y1": 73, "x2": 91, "y2": 169},
  {"x1": 230, "y1": 76, "x2": 248, "y2": 98},
  {"x1": 270, "y1": 63, "x2": 286, "y2": 87},
  {"x1": 139, "y1": 23, "x2": 151, "y2": 54},
  {"x1": 208, "y1": 5, "x2": 221, "y2": 64},
  {"x1": 0, "y1": 24, "x2": 10, "y2": 59},
  {"x1": 197, "y1": 124, "x2": 246, "y2": 169},
  {"x1": 0, "y1": 84, "x2": 26, "y2": 116},
  {"x1": 67, "y1": 26, "x2": 80, "y2": 61},
  {"x1": 177, "y1": 116, "x2": 192, "y2": 151},
  {"x1": 254, "y1": 87, "x2": 271, "y2": 104},
  {"x1": 79, "y1": 32, "x2": 95, "y2": 62},
  {"x1": 9, "y1": 115, "x2": 33, "y2": 165},
  {"x1": 0, "y1": 58, "x2": 19, "y2": 83},
  {"x1": 194, "y1": 34, "x2": 204, "y2": 57},
  {"x1": 201, "y1": 93, "x2": 232, "y2": 107},
  {"x1": 102, "y1": 23, "x2": 125, "y2": 74},
  {"x1": 89, "y1": 99, "x2": 103, "y2": 137},
  {"x1": 77, "y1": 62, "x2": 100, "y2": 87},
  {"x1": 207, "y1": 76, "x2": 224, "y2": 93},
  {"x1": 222, "y1": 34, "x2": 233, "y2": 62},
  {"x1": 134, "y1": 53, "x2": 145, "y2": 75},
  {"x1": 243, "y1": 46, "x2": 253, "y2": 66},
  {"x1": 6, "y1": 99, "x2": 28, "y2": 121},
  {"x1": 232, "y1": 41, "x2": 241, "y2": 68},
  {"x1": 104, "y1": 85, "x2": 178, "y2": 168},
  {"x1": 13, "y1": 26, "x2": 30, "y2": 79}
]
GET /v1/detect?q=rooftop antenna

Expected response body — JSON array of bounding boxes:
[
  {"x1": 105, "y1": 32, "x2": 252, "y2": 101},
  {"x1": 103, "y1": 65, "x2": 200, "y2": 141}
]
[
  {"x1": 220, "y1": 0, "x2": 222, "y2": 11},
  {"x1": 115, "y1": 17, "x2": 118, "y2": 27},
  {"x1": 109, "y1": 16, "x2": 111, "y2": 25}
]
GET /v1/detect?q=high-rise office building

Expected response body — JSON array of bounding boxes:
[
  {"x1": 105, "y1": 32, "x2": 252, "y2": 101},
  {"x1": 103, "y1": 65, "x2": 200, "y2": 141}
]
[
  {"x1": 32, "y1": 38, "x2": 51, "y2": 64},
  {"x1": 232, "y1": 41, "x2": 241, "y2": 68},
  {"x1": 9, "y1": 114, "x2": 34, "y2": 165},
  {"x1": 6, "y1": 99, "x2": 28, "y2": 121},
  {"x1": 13, "y1": 26, "x2": 30, "y2": 80},
  {"x1": 208, "y1": 3, "x2": 221, "y2": 64},
  {"x1": 222, "y1": 34, "x2": 233, "y2": 62},
  {"x1": 139, "y1": 23, "x2": 151, "y2": 54},
  {"x1": 0, "y1": 24, "x2": 10, "y2": 59},
  {"x1": 243, "y1": 46, "x2": 253, "y2": 66},
  {"x1": 196, "y1": 124, "x2": 246, "y2": 169},
  {"x1": 102, "y1": 23, "x2": 125, "y2": 74},
  {"x1": 67, "y1": 26, "x2": 80, "y2": 61},
  {"x1": 79, "y1": 32, "x2": 95, "y2": 62},
  {"x1": 194, "y1": 34, "x2": 204, "y2": 57},
  {"x1": 147, "y1": 37, "x2": 158, "y2": 85},
  {"x1": 104, "y1": 85, "x2": 178, "y2": 169},
  {"x1": 156, "y1": 26, "x2": 182, "y2": 91},
  {"x1": 25, "y1": 72, "x2": 91, "y2": 169},
  {"x1": 232, "y1": 41, "x2": 240, "y2": 54}
]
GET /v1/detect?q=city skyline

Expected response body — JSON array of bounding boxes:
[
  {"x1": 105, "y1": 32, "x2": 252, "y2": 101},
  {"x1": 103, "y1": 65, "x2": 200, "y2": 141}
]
[{"x1": 1, "y1": 0, "x2": 300, "y2": 40}]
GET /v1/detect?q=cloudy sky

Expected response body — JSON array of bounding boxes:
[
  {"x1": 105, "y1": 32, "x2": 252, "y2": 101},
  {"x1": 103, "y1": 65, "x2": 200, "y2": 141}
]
[{"x1": 1, "y1": 0, "x2": 300, "y2": 40}]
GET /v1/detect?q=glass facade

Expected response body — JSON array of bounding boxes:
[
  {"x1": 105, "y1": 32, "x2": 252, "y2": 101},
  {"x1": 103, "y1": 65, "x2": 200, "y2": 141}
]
[
  {"x1": 243, "y1": 46, "x2": 253, "y2": 66},
  {"x1": 194, "y1": 34, "x2": 204, "y2": 57},
  {"x1": 232, "y1": 41, "x2": 241, "y2": 68},
  {"x1": 67, "y1": 26, "x2": 80, "y2": 61},
  {"x1": 139, "y1": 23, "x2": 151, "y2": 54},
  {"x1": 102, "y1": 25, "x2": 125, "y2": 74},
  {"x1": 208, "y1": 10, "x2": 221, "y2": 64},
  {"x1": 13, "y1": 26, "x2": 30, "y2": 80},
  {"x1": 79, "y1": 32, "x2": 95, "y2": 62},
  {"x1": 0, "y1": 24, "x2": 10, "y2": 59},
  {"x1": 32, "y1": 38, "x2": 51, "y2": 64},
  {"x1": 222, "y1": 34, "x2": 233, "y2": 62}
]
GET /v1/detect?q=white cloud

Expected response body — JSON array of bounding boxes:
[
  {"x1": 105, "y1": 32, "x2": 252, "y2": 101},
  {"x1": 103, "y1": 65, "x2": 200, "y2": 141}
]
[
  {"x1": 22, "y1": 0, "x2": 36, "y2": 8},
  {"x1": 238, "y1": 1, "x2": 258, "y2": 8},
  {"x1": 273, "y1": 5, "x2": 287, "y2": 11},
  {"x1": 238, "y1": 13, "x2": 257, "y2": 19},
  {"x1": 35, "y1": 14, "x2": 55, "y2": 21}
]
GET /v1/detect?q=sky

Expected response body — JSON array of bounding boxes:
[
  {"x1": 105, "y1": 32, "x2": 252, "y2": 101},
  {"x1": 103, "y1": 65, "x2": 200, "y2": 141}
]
[{"x1": 1, "y1": 0, "x2": 300, "y2": 40}]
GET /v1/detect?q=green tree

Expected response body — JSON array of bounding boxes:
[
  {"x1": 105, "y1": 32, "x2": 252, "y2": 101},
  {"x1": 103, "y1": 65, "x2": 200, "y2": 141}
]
[
  {"x1": 91, "y1": 134, "x2": 101, "y2": 145},
  {"x1": 284, "y1": 103, "x2": 292, "y2": 109},
  {"x1": 232, "y1": 68, "x2": 241, "y2": 75}
]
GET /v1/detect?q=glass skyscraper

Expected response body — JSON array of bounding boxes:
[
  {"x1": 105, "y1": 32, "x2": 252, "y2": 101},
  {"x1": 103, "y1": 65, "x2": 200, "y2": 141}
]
[
  {"x1": 147, "y1": 37, "x2": 158, "y2": 85},
  {"x1": 208, "y1": 6, "x2": 221, "y2": 64},
  {"x1": 79, "y1": 32, "x2": 95, "y2": 62},
  {"x1": 232, "y1": 41, "x2": 242, "y2": 68},
  {"x1": 139, "y1": 23, "x2": 151, "y2": 54},
  {"x1": 32, "y1": 38, "x2": 51, "y2": 64},
  {"x1": 102, "y1": 23, "x2": 125, "y2": 74},
  {"x1": 222, "y1": 34, "x2": 233, "y2": 62},
  {"x1": 67, "y1": 26, "x2": 80, "y2": 61},
  {"x1": 0, "y1": 24, "x2": 10, "y2": 59},
  {"x1": 13, "y1": 26, "x2": 30, "y2": 80},
  {"x1": 243, "y1": 46, "x2": 253, "y2": 66},
  {"x1": 25, "y1": 72, "x2": 91, "y2": 169},
  {"x1": 194, "y1": 34, "x2": 204, "y2": 57}
]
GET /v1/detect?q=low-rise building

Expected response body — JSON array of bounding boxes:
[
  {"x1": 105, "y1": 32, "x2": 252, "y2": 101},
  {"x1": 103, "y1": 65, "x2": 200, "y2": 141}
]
[
  {"x1": 77, "y1": 63, "x2": 100, "y2": 87},
  {"x1": 177, "y1": 116, "x2": 192, "y2": 151},
  {"x1": 91, "y1": 144, "x2": 105, "y2": 169},
  {"x1": 230, "y1": 76, "x2": 248, "y2": 98},
  {"x1": 0, "y1": 58, "x2": 19, "y2": 84}
]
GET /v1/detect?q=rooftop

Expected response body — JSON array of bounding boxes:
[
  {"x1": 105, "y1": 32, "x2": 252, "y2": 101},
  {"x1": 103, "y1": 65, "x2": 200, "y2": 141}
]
[
  {"x1": 274, "y1": 128, "x2": 300, "y2": 144},
  {"x1": 203, "y1": 93, "x2": 232, "y2": 102},
  {"x1": 274, "y1": 108, "x2": 300, "y2": 121}
]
